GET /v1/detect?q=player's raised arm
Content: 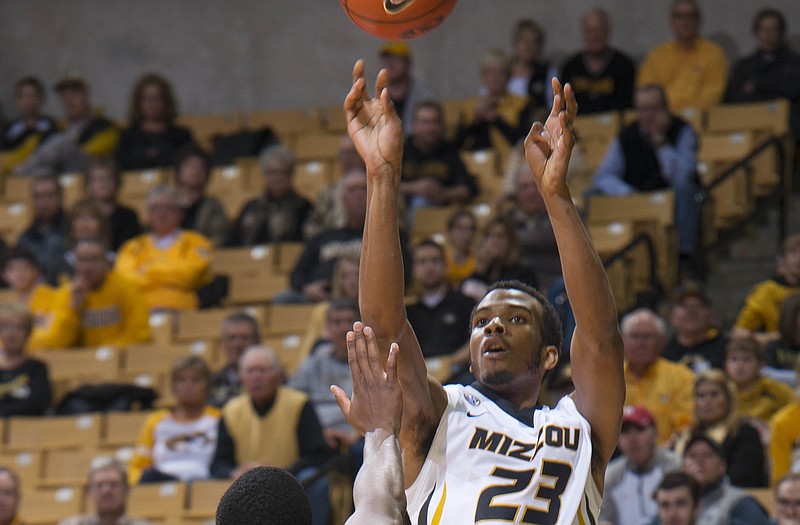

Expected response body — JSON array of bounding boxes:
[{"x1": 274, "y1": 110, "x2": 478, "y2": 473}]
[
  {"x1": 344, "y1": 60, "x2": 447, "y2": 483},
  {"x1": 523, "y1": 78, "x2": 624, "y2": 482}
]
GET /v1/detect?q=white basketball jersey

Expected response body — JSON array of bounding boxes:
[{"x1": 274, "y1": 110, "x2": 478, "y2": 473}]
[{"x1": 406, "y1": 384, "x2": 601, "y2": 525}]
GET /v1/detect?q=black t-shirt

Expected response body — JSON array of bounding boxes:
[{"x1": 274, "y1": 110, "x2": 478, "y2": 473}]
[
  {"x1": 408, "y1": 290, "x2": 476, "y2": 358},
  {"x1": 560, "y1": 50, "x2": 636, "y2": 114},
  {"x1": 0, "y1": 358, "x2": 52, "y2": 417},
  {"x1": 663, "y1": 331, "x2": 728, "y2": 372}
]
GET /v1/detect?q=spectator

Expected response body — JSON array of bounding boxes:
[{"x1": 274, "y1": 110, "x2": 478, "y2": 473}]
[
  {"x1": 174, "y1": 145, "x2": 228, "y2": 247},
  {"x1": 506, "y1": 162, "x2": 560, "y2": 292},
  {"x1": 726, "y1": 8, "x2": 800, "y2": 137},
  {"x1": 288, "y1": 300, "x2": 362, "y2": 451},
  {"x1": 460, "y1": 216, "x2": 538, "y2": 303},
  {"x1": 228, "y1": 144, "x2": 311, "y2": 247},
  {"x1": 560, "y1": 8, "x2": 636, "y2": 114},
  {"x1": 682, "y1": 434, "x2": 770, "y2": 525},
  {"x1": 52, "y1": 198, "x2": 112, "y2": 281},
  {"x1": 401, "y1": 100, "x2": 477, "y2": 217},
  {"x1": 210, "y1": 346, "x2": 332, "y2": 525},
  {"x1": 507, "y1": 18, "x2": 550, "y2": 110},
  {"x1": 43, "y1": 237, "x2": 151, "y2": 349},
  {"x1": 14, "y1": 74, "x2": 119, "y2": 177},
  {"x1": 16, "y1": 174, "x2": 69, "y2": 286},
  {"x1": 724, "y1": 336, "x2": 794, "y2": 424},
  {"x1": 764, "y1": 293, "x2": 800, "y2": 386},
  {"x1": 129, "y1": 356, "x2": 219, "y2": 484},
  {"x1": 84, "y1": 157, "x2": 141, "y2": 251},
  {"x1": 674, "y1": 370, "x2": 767, "y2": 487},
  {"x1": 443, "y1": 209, "x2": 477, "y2": 288},
  {"x1": 0, "y1": 468, "x2": 22, "y2": 525},
  {"x1": 209, "y1": 312, "x2": 261, "y2": 408},
  {"x1": 58, "y1": 457, "x2": 151, "y2": 525},
  {"x1": 774, "y1": 473, "x2": 800, "y2": 525},
  {"x1": 734, "y1": 234, "x2": 800, "y2": 341},
  {"x1": 406, "y1": 240, "x2": 474, "y2": 381},
  {"x1": 664, "y1": 287, "x2": 728, "y2": 373},
  {"x1": 622, "y1": 309, "x2": 694, "y2": 445},
  {"x1": 637, "y1": 0, "x2": 728, "y2": 111},
  {"x1": 652, "y1": 472, "x2": 701, "y2": 525},
  {"x1": 116, "y1": 72, "x2": 193, "y2": 172},
  {"x1": 378, "y1": 42, "x2": 435, "y2": 135},
  {"x1": 1, "y1": 76, "x2": 58, "y2": 174},
  {"x1": 590, "y1": 84, "x2": 699, "y2": 260},
  {"x1": 115, "y1": 186, "x2": 212, "y2": 311},
  {"x1": 455, "y1": 49, "x2": 527, "y2": 169},
  {"x1": 769, "y1": 360, "x2": 800, "y2": 485},
  {"x1": 0, "y1": 304, "x2": 52, "y2": 416},
  {"x1": 600, "y1": 405, "x2": 682, "y2": 525}
]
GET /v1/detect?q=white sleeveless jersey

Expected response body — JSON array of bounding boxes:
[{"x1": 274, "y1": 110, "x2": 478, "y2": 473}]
[{"x1": 406, "y1": 384, "x2": 601, "y2": 525}]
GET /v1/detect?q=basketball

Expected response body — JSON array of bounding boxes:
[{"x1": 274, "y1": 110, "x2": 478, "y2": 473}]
[{"x1": 340, "y1": 0, "x2": 458, "y2": 40}]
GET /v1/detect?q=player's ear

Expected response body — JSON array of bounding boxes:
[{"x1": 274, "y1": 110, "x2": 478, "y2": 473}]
[{"x1": 541, "y1": 345, "x2": 558, "y2": 371}]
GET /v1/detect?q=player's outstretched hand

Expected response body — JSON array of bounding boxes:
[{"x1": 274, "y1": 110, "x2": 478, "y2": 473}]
[
  {"x1": 331, "y1": 322, "x2": 402, "y2": 437},
  {"x1": 344, "y1": 60, "x2": 404, "y2": 183},
  {"x1": 523, "y1": 78, "x2": 578, "y2": 198}
]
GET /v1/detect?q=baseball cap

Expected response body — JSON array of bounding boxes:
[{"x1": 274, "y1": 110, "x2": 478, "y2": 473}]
[
  {"x1": 683, "y1": 433, "x2": 725, "y2": 459},
  {"x1": 674, "y1": 283, "x2": 710, "y2": 306},
  {"x1": 380, "y1": 41, "x2": 411, "y2": 57},
  {"x1": 621, "y1": 405, "x2": 656, "y2": 428},
  {"x1": 54, "y1": 73, "x2": 88, "y2": 92}
]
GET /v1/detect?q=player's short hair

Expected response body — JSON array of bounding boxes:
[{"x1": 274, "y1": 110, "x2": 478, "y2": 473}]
[
  {"x1": 653, "y1": 471, "x2": 700, "y2": 506},
  {"x1": 474, "y1": 280, "x2": 563, "y2": 360},
  {"x1": 216, "y1": 466, "x2": 312, "y2": 525}
]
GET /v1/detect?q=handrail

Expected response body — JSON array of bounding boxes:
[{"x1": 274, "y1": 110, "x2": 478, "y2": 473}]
[
  {"x1": 695, "y1": 135, "x2": 788, "y2": 279},
  {"x1": 602, "y1": 232, "x2": 660, "y2": 293}
]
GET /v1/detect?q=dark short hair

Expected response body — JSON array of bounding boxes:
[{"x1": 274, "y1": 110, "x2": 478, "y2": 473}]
[
  {"x1": 753, "y1": 7, "x2": 786, "y2": 36},
  {"x1": 86, "y1": 156, "x2": 121, "y2": 189},
  {"x1": 446, "y1": 209, "x2": 476, "y2": 232},
  {"x1": 327, "y1": 298, "x2": 360, "y2": 322},
  {"x1": 222, "y1": 312, "x2": 261, "y2": 340},
  {"x1": 216, "y1": 466, "x2": 312, "y2": 525},
  {"x1": 653, "y1": 471, "x2": 700, "y2": 506},
  {"x1": 683, "y1": 433, "x2": 725, "y2": 460},
  {"x1": 15, "y1": 76, "x2": 45, "y2": 99},
  {"x1": 413, "y1": 239, "x2": 445, "y2": 259},
  {"x1": 725, "y1": 336, "x2": 764, "y2": 362},
  {"x1": 412, "y1": 99, "x2": 444, "y2": 122},
  {"x1": 174, "y1": 143, "x2": 211, "y2": 185},
  {"x1": 636, "y1": 84, "x2": 670, "y2": 110},
  {"x1": 2, "y1": 246, "x2": 40, "y2": 272}
]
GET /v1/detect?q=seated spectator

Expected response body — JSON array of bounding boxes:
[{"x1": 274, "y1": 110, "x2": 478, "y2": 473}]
[
  {"x1": 379, "y1": 41, "x2": 435, "y2": 135},
  {"x1": 0, "y1": 304, "x2": 52, "y2": 416},
  {"x1": 461, "y1": 216, "x2": 538, "y2": 303},
  {"x1": 43, "y1": 237, "x2": 151, "y2": 349},
  {"x1": 286, "y1": 169, "x2": 370, "y2": 304},
  {"x1": 16, "y1": 174, "x2": 69, "y2": 286},
  {"x1": 210, "y1": 346, "x2": 332, "y2": 525},
  {"x1": 174, "y1": 145, "x2": 228, "y2": 247},
  {"x1": 14, "y1": 74, "x2": 119, "y2": 177},
  {"x1": 734, "y1": 234, "x2": 800, "y2": 340},
  {"x1": 52, "y1": 198, "x2": 112, "y2": 281},
  {"x1": 652, "y1": 472, "x2": 701, "y2": 525},
  {"x1": 129, "y1": 356, "x2": 219, "y2": 484},
  {"x1": 505, "y1": 162, "x2": 560, "y2": 292},
  {"x1": 726, "y1": 8, "x2": 800, "y2": 137},
  {"x1": 682, "y1": 434, "x2": 770, "y2": 525},
  {"x1": 443, "y1": 209, "x2": 477, "y2": 288},
  {"x1": 84, "y1": 157, "x2": 141, "y2": 251},
  {"x1": 406, "y1": 240, "x2": 474, "y2": 380},
  {"x1": 58, "y1": 457, "x2": 151, "y2": 525},
  {"x1": 664, "y1": 287, "x2": 728, "y2": 373},
  {"x1": 764, "y1": 293, "x2": 800, "y2": 386},
  {"x1": 724, "y1": 336, "x2": 794, "y2": 425},
  {"x1": 401, "y1": 100, "x2": 477, "y2": 217},
  {"x1": 599, "y1": 405, "x2": 682, "y2": 525},
  {"x1": 590, "y1": 84, "x2": 699, "y2": 260},
  {"x1": 637, "y1": 0, "x2": 728, "y2": 111},
  {"x1": 622, "y1": 309, "x2": 694, "y2": 445},
  {"x1": 674, "y1": 370, "x2": 767, "y2": 487},
  {"x1": 0, "y1": 468, "x2": 22, "y2": 525},
  {"x1": 288, "y1": 300, "x2": 361, "y2": 451},
  {"x1": 1, "y1": 76, "x2": 58, "y2": 174},
  {"x1": 774, "y1": 473, "x2": 800, "y2": 525},
  {"x1": 507, "y1": 19, "x2": 550, "y2": 109},
  {"x1": 769, "y1": 361, "x2": 800, "y2": 485},
  {"x1": 455, "y1": 49, "x2": 527, "y2": 169},
  {"x1": 560, "y1": 8, "x2": 636, "y2": 114},
  {"x1": 115, "y1": 73, "x2": 193, "y2": 172},
  {"x1": 228, "y1": 144, "x2": 311, "y2": 247},
  {"x1": 116, "y1": 186, "x2": 213, "y2": 311},
  {"x1": 210, "y1": 312, "x2": 261, "y2": 408}
]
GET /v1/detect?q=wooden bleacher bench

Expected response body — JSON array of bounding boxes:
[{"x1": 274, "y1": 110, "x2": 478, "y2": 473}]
[
  {"x1": 102, "y1": 411, "x2": 150, "y2": 448},
  {"x1": 242, "y1": 108, "x2": 320, "y2": 143},
  {"x1": 36, "y1": 346, "x2": 122, "y2": 405},
  {"x1": 574, "y1": 111, "x2": 620, "y2": 141},
  {"x1": 118, "y1": 168, "x2": 172, "y2": 222},
  {"x1": 175, "y1": 305, "x2": 266, "y2": 344},
  {"x1": 589, "y1": 221, "x2": 637, "y2": 312},
  {"x1": 20, "y1": 486, "x2": 83, "y2": 525},
  {"x1": 39, "y1": 447, "x2": 96, "y2": 488},
  {"x1": 274, "y1": 241, "x2": 305, "y2": 275},
  {"x1": 294, "y1": 159, "x2": 334, "y2": 203},
  {"x1": 5, "y1": 414, "x2": 101, "y2": 452},
  {"x1": 175, "y1": 112, "x2": 242, "y2": 152},
  {"x1": 698, "y1": 131, "x2": 756, "y2": 229},
  {"x1": 460, "y1": 149, "x2": 500, "y2": 203},
  {"x1": 128, "y1": 481, "x2": 188, "y2": 523},
  {"x1": 0, "y1": 449, "x2": 40, "y2": 490},
  {"x1": 0, "y1": 201, "x2": 31, "y2": 245},
  {"x1": 183, "y1": 479, "x2": 231, "y2": 520},
  {"x1": 411, "y1": 205, "x2": 457, "y2": 244},
  {"x1": 322, "y1": 104, "x2": 347, "y2": 133},
  {"x1": 292, "y1": 132, "x2": 343, "y2": 162}
]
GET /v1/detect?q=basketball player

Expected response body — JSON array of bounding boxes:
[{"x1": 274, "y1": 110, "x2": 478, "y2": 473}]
[{"x1": 345, "y1": 59, "x2": 624, "y2": 524}]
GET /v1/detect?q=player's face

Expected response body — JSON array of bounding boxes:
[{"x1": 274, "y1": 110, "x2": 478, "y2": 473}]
[
  {"x1": 776, "y1": 479, "x2": 800, "y2": 525},
  {"x1": 693, "y1": 382, "x2": 729, "y2": 425},
  {"x1": 469, "y1": 289, "x2": 553, "y2": 394},
  {"x1": 656, "y1": 487, "x2": 697, "y2": 525},
  {"x1": 724, "y1": 351, "x2": 760, "y2": 387},
  {"x1": 683, "y1": 441, "x2": 726, "y2": 488},
  {"x1": 618, "y1": 423, "x2": 657, "y2": 468},
  {"x1": 172, "y1": 367, "x2": 209, "y2": 407}
]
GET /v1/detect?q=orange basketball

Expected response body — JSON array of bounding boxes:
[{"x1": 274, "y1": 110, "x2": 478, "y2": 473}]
[{"x1": 340, "y1": 0, "x2": 458, "y2": 40}]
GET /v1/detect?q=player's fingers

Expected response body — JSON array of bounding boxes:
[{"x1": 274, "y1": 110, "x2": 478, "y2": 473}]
[
  {"x1": 525, "y1": 121, "x2": 547, "y2": 145},
  {"x1": 550, "y1": 77, "x2": 564, "y2": 116},
  {"x1": 375, "y1": 69, "x2": 389, "y2": 99},
  {"x1": 330, "y1": 385, "x2": 351, "y2": 417},
  {"x1": 386, "y1": 342, "x2": 399, "y2": 382},
  {"x1": 564, "y1": 83, "x2": 578, "y2": 121},
  {"x1": 346, "y1": 330, "x2": 362, "y2": 380},
  {"x1": 364, "y1": 326, "x2": 382, "y2": 375},
  {"x1": 353, "y1": 322, "x2": 374, "y2": 380}
]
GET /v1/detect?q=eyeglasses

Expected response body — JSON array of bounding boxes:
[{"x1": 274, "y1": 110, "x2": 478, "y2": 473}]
[{"x1": 777, "y1": 498, "x2": 800, "y2": 510}]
